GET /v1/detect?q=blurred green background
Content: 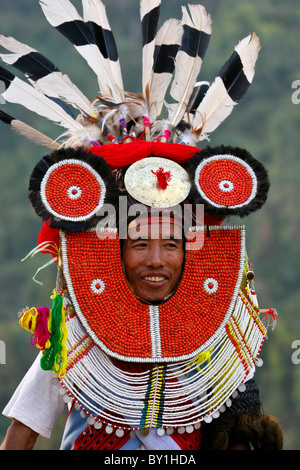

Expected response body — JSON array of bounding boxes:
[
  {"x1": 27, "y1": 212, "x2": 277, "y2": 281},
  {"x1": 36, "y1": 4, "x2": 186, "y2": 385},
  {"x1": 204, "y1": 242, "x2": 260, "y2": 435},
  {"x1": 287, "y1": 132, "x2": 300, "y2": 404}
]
[{"x1": 0, "y1": 0, "x2": 299, "y2": 450}]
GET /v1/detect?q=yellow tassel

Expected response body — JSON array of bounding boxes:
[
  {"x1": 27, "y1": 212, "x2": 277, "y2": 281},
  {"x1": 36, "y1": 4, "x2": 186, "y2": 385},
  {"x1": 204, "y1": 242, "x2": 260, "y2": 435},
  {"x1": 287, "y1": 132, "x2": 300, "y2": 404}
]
[
  {"x1": 19, "y1": 307, "x2": 38, "y2": 333},
  {"x1": 187, "y1": 348, "x2": 214, "y2": 374},
  {"x1": 58, "y1": 310, "x2": 68, "y2": 378}
]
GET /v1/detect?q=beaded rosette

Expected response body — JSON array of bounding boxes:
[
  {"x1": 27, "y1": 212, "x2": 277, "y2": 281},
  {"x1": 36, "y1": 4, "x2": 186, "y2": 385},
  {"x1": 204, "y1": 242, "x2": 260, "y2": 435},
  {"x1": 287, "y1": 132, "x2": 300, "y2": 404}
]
[{"x1": 2, "y1": 1, "x2": 278, "y2": 436}]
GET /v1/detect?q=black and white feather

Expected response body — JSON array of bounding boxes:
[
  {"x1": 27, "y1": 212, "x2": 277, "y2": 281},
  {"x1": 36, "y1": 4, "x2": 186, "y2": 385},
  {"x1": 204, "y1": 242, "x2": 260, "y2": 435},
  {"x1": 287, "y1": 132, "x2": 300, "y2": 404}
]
[
  {"x1": 188, "y1": 81, "x2": 210, "y2": 115},
  {"x1": 0, "y1": 64, "x2": 104, "y2": 148},
  {"x1": 0, "y1": 34, "x2": 97, "y2": 118},
  {"x1": 39, "y1": 0, "x2": 123, "y2": 102},
  {"x1": 0, "y1": 64, "x2": 83, "y2": 130},
  {"x1": 167, "y1": 4, "x2": 211, "y2": 128},
  {"x1": 140, "y1": 0, "x2": 161, "y2": 105},
  {"x1": 148, "y1": 18, "x2": 183, "y2": 121},
  {"x1": 81, "y1": 0, "x2": 124, "y2": 100},
  {"x1": 191, "y1": 33, "x2": 261, "y2": 141},
  {"x1": 0, "y1": 2, "x2": 261, "y2": 150}
]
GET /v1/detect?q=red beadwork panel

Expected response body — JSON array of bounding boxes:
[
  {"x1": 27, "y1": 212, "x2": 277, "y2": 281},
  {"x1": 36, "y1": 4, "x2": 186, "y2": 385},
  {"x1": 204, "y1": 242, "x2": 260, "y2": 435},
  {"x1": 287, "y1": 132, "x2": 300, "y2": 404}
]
[
  {"x1": 159, "y1": 229, "x2": 243, "y2": 357},
  {"x1": 198, "y1": 158, "x2": 254, "y2": 207},
  {"x1": 62, "y1": 228, "x2": 243, "y2": 360},
  {"x1": 45, "y1": 163, "x2": 102, "y2": 218}
]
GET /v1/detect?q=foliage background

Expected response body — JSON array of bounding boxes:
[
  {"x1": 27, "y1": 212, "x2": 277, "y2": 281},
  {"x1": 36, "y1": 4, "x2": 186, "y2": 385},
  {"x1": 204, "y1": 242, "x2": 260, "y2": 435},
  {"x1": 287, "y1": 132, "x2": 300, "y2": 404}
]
[{"x1": 0, "y1": 0, "x2": 299, "y2": 450}]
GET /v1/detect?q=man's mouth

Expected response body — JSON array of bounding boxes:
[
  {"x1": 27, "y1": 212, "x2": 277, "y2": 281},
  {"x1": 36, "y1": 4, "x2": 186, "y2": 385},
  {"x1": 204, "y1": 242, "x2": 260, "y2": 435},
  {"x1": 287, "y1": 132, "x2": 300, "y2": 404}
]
[
  {"x1": 143, "y1": 276, "x2": 167, "y2": 282},
  {"x1": 141, "y1": 274, "x2": 169, "y2": 286}
]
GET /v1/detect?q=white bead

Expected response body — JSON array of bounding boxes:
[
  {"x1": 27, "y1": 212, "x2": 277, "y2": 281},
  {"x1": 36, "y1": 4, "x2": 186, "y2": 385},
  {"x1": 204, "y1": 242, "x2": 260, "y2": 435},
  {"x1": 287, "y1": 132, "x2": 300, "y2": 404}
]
[
  {"x1": 178, "y1": 426, "x2": 185, "y2": 434},
  {"x1": 74, "y1": 402, "x2": 81, "y2": 411},
  {"x1": 80, "y1": 410, "x2": 87, "y2": 418},
  {"x1": 166, "y1": 427, "x2": 174, "y2": 435},
  {"x1": 94, "y1": 421, "x2": 102, "y2": 430},
  {"x1": 51, "y1": 377, "x2": 59, "y2": 385},
  {"x1": 63, "y1": 394, "x2": 72, "y2": 404},
  {"x1": 212, "y1": 411, "x2": 220, "y2": 419},
  {"x1": 225, "y1": 399, "x2": 232, "y2": 407},
  {"x1": 238, "y1": 383, "x2": 246, "y2": 392},
  {"x1": 116, "y1": 428, "x2": 124, "y2": 437},
  {"x1": 59, "y1": 387, "x2": 66, "y2": 395},
  {"x1": 219, "y1": 405, "x2": 226, "y2": 413},
  {"x1": 87, "y1": 416, "x2": 95, "y2": 425},
  {"x1": 232, "y1": 390, "x2": 238, "y2": 399},
  {"x1": 130, "y1": 431, "x2": 136, "y2": 439},
  {"x1": 106, "y1": 425, "x2": 114, "y2": 434},
  {"x1": 186, "y1": 425, "x2": 194, "y2": 433},
  {"x1": 194, "y1": 422, "x2": 201, "y2": 430},
  {"x1": 204, "y1": 415, "x2": 212, "y2": 423},
  {"x1": 256, "y1": 358, "x2": 263, "y2": 367},
  {"x1": 157, "y1": 428, "x2": 165, "y2": 436}
]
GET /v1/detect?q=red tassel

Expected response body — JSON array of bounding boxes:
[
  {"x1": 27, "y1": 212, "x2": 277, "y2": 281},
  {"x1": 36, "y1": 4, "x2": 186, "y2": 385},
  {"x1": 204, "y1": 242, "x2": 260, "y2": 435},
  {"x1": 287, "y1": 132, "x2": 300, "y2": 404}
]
[
  {"x1": 88, "y1": 140, "x2": 199, "y2": 171},
  {"x1": 32, "y1": 307, "x2": 51, "y2": 350},
  {"x1": 151, "y1": 167, "x2": 172, "y2": 189},
  {"x1": 264, "y1": 308, "x2": 277, "y2": 321}
]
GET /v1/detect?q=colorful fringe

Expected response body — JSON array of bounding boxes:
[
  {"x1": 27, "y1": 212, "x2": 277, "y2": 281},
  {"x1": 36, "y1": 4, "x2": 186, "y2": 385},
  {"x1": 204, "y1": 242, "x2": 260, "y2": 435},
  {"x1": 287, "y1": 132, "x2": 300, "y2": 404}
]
[
  {"x1": 19, "y1": 289, "x2": 68, "y2": 377},
  {"x1": 141, "y1": 365, "x2": 167, "y2": 429}
]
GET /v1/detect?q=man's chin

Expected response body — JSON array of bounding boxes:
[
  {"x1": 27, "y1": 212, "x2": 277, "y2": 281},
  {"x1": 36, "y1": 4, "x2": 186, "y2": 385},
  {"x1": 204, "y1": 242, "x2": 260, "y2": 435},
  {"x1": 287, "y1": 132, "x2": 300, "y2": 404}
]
[{"x1": 135, "y1": 288, "x2": 172, "y2": 304}]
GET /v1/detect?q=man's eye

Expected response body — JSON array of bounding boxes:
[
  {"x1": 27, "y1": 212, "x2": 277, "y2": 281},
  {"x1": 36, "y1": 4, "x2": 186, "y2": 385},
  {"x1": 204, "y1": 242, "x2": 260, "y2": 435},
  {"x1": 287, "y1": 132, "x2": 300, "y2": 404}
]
[
  {"x1": 165, "y1": 242, "x2": 178, "y2": 248},
  {"x1": 132, "y1": 242, "x2": 147, "y2": 248}
]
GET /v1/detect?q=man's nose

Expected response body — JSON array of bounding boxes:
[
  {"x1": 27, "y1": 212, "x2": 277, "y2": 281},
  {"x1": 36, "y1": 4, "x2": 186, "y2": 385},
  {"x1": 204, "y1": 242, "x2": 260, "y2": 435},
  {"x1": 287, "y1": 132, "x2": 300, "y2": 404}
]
[{"x1": 146, "y1": 245, "x2": 164, "y2": 268}]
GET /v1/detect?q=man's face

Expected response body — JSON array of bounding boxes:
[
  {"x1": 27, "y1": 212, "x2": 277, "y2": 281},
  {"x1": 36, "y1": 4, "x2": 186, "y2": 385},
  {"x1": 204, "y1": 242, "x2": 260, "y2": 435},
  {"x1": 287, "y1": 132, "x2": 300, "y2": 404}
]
[{"x1": 122, "y1": 221, "x2": 184, "y2": 303}]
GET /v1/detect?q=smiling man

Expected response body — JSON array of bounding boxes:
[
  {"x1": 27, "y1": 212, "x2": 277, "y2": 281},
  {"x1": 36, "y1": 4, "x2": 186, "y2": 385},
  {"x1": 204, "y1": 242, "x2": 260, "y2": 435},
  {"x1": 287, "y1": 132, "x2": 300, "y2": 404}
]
[
  {"x1": 0, "y1": 0, "x2": 283, "y2": 452},
  {"x1": 1, "y1": 203, "x2": 283, "y2": 451},
  {"x1": 122, "y1": 215, "x2": 185, "y2": 304}
]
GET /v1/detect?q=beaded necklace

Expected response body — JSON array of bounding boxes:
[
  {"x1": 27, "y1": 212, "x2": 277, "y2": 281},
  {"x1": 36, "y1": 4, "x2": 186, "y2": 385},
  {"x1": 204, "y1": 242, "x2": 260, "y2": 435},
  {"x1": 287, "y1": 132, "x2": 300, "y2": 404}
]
[{"x1": 49, "y1": 225, "x2": 268, "y2": 435}]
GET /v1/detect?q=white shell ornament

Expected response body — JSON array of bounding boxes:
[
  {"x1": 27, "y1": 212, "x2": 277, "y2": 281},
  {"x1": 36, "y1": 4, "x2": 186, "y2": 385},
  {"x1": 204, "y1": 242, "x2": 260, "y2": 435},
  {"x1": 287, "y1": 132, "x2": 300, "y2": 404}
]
[{"x1": 124, "y1": 157, "x2": 191, "y2": 208}]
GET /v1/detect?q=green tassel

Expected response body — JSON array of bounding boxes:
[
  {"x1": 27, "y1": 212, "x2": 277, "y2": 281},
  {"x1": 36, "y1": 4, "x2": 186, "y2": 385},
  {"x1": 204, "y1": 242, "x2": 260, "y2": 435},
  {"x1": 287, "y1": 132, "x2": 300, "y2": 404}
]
[{"x1": 40, "y1": 290, "x2": 65, "y2": 374}]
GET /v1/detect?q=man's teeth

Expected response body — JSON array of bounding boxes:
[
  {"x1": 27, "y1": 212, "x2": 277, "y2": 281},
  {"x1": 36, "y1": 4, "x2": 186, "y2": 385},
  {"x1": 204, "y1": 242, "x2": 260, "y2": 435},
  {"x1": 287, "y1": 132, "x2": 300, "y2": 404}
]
[{"x1": 143, "y1": 276, "x2": 166, "y2": 282}]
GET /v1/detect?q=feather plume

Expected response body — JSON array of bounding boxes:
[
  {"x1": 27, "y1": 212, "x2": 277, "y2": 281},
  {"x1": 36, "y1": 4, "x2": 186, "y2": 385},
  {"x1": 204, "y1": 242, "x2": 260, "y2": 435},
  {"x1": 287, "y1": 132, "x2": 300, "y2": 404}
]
[
  {"x1": 0, "y1": 64, "x2": 85, "y2": 132},
  {"x1": 0, "y1": 34, "x2": 97, "y2": 117},
  {"x1": 167, "y1": 4, "x2": 211, "y2": 128},
  {"x1": 140, "y1": 0, "x2": 161, "y2": 102},
  {"x1": 148, "y1": 18, "x2": 183, "y2": 121},
  {"x1": 81, "y1": 0, "x2": 124, "y2": 99},
  {"x1": 39, "y1": 0, "x2": 120, "y2": 101},
  {"x1": 0, "y1": 109, "x2": 60, "y2": 149},
  {"x1": 192, "y1": 33, "x2": 261, "y2": 139},
  {"x1": 188, "y1": 80, "x2": 210, "y2": 114},
  {"x1": 58, "y1": 122, "x2": 104, "y2": 148}
]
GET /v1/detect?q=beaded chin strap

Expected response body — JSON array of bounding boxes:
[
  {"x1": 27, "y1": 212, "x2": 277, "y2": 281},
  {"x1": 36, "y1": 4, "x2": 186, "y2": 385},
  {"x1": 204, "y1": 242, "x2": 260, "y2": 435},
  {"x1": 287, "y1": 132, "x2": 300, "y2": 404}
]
[{"x1": 3, "y1": 1, "x2": 278, "y2": 437}]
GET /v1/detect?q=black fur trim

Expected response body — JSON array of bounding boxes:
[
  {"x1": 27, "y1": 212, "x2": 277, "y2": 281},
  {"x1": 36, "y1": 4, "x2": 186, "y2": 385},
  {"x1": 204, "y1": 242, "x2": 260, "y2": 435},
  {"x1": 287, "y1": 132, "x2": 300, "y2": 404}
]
[
  {"x1": 28, "y1": 147, "x2": 119, "y2": 231},
  {"x1": 186, "y1": 145, "x2": 270, "y2": 218}
]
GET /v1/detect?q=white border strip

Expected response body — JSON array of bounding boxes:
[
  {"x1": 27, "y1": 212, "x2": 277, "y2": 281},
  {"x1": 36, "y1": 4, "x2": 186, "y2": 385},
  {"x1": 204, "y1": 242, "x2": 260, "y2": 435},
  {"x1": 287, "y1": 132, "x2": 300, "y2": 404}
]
[{"x1": 149, "y1": 305, "x2": 162, "y2": 358}]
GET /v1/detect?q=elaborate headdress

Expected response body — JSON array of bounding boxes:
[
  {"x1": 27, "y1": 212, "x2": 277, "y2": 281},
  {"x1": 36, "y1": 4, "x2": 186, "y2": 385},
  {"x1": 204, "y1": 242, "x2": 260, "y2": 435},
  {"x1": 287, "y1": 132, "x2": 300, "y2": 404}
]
[{"x1": 1, "y1": 1, "x2": 277, "y2": 437}]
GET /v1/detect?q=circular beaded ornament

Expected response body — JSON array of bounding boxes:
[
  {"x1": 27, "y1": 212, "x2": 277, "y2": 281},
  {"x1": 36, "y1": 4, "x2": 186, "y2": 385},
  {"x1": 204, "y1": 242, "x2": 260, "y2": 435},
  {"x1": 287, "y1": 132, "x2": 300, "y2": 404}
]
[
  {"x1": 186, "y1": 145, "x2": 270, "y2": 218},
  {"x1": 28, "y1": 147, "x2": 119, "y2": 231},
  {"x1": 40, "y1": 159, "x2": 106, "y2": 221}
]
